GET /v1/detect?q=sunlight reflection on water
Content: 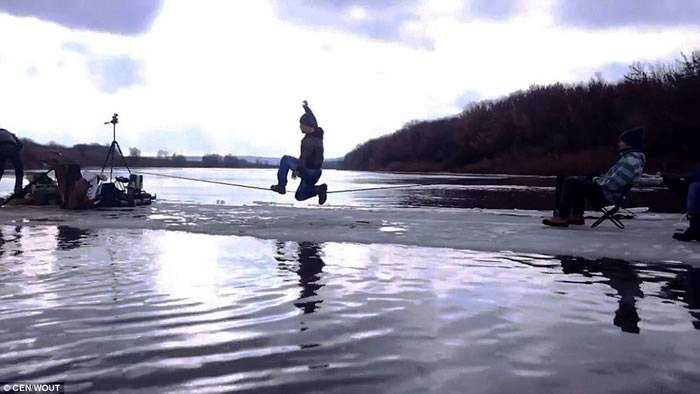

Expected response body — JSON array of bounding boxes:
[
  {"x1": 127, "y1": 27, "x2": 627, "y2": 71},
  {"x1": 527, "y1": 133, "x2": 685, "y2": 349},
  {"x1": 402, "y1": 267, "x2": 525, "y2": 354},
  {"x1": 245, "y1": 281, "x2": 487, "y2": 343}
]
[{"x1": 0, "y1": 225, "x2": 699, "y2": 393}]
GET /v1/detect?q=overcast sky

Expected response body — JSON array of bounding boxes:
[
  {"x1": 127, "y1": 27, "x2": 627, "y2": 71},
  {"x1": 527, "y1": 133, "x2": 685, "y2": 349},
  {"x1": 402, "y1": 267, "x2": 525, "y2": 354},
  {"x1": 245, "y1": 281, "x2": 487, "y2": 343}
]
[{"x1": 1, "y1": 0, "x2": 698, "y2": 158}]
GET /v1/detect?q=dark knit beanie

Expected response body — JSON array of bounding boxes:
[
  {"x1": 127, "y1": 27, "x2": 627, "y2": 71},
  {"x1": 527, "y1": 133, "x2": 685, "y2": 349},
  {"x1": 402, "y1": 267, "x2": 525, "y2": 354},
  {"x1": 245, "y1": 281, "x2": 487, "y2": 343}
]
[
  {"x1": 619, "y1": 127, "x2": 644, "y2": 150},
  {"x1": 300, "y1": 112, "x2": 317, "y2": 128}
]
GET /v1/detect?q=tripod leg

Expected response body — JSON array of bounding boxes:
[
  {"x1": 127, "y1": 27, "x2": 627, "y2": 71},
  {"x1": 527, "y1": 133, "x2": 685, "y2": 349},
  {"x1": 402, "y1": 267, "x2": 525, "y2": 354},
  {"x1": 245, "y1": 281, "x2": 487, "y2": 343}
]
[
  {"x1": 101, "y1": 142, "x2": 116, "y2": 174},
  {"x1": 110, "y1": 142, "x2": 115, "y2": 180},
  {"x1": 113, "y1": 141, "x2": 132, "y2": 174}
]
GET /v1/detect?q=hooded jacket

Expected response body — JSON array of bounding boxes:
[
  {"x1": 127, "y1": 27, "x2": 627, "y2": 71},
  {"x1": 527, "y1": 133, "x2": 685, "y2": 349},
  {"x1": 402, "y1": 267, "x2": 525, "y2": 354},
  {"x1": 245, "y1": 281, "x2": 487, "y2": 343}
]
[
  {"x1": 300, "y1": 130, "x2": 324, "y2": 170},
  {"x1": 594, "y1": 149, "x2": 646, "y2": 203},
  {"x1": 0, "y1": 128, "x2": 22, "y2": 148},
  {"x1": 299, "y1": 105, "x2": 324, "y2": 170}
]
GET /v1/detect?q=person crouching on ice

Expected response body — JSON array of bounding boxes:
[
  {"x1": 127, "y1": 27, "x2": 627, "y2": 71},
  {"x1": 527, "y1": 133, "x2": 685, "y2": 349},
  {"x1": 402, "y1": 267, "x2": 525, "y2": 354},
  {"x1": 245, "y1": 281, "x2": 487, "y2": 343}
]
[
  {"x1": 48, "y1": 152, "x2": 106, "y2": 209},
  {"x1": 542, "y1": 127, "x2": 646, "y2": 227},
  {"x1": 270, "y1": 100, "x2": 328, "y2": 205}
]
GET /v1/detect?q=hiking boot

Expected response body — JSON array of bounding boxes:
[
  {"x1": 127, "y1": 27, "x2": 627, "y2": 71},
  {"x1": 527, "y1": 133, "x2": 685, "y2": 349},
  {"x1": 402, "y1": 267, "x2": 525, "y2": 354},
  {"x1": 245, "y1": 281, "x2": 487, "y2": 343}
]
[
  {"x1": 270, "y1": 184, "x2": 286, "y2": 195},
  {"x1": 317, "y1": 184, "x2": 328, "y2": 205},
  {"x1": 673, "y1": 229, "x2": 700, "y2": 242},
  {"x1": 542, "y1": 216, "x2": 569, "y2": 227},
  {"x1": 569, "y1": 216, "x2": 585, "y2": 225},
  {"x1": 673, "y1": 216, "x2": 700, "y2": 242}
]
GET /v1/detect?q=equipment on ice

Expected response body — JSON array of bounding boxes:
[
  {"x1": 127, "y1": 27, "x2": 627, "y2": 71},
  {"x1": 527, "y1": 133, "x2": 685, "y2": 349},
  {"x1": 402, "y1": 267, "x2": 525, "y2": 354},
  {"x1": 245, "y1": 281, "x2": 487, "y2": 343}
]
[{"x1": 96, "y1": 113, "x2": 155, "y2": 207}]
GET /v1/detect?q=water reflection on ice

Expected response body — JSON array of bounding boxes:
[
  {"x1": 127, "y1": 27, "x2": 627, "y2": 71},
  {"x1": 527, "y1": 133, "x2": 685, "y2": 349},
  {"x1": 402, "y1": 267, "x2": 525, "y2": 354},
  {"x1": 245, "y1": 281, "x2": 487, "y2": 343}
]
[
  {"x1": 0, "y1": 225, "x2": 699, "y2": 393},
  {"x1": 153, "y1": 231, "x2": 224, "y2": 305}
]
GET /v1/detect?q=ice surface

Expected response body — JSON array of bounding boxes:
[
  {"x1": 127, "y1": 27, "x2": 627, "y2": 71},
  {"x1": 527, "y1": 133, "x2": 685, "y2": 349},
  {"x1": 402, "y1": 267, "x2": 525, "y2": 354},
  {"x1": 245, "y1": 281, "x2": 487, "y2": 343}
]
[{"x1": 1, "y1": 202, "x2": 697, "y2": 264}]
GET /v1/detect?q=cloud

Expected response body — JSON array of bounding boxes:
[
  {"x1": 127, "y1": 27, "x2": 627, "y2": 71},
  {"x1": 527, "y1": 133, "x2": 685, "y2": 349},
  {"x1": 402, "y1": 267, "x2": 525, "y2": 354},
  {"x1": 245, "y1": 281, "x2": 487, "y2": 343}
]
[
  {"x1": 556, "y1": 0, "x2": 700, "y2": 28},
  {"x1": 455, "y1": 90, "x2": 483, "y2": 109},
  {"x1": 62, "y1": 41, "x2": 144, "y2": 93},
  {"x1": 87, "y1": 56, "x2": 144, "y2": 94},
  {"x1": 467, "y1": 0, "x2": 521, "y2": 21},
  {"x1": 1, "y1": 0, "x2": 699, "y2": 158},
  {"x1": 62, "y1": 41, "x2": 89, "y2": 54},
  {"x1": 596, "y1": 63, "x2": 630, "y2": 82},
  {"x1": 573, "y1": 62, "x2": 631, "y2": 84},
  {"x1": 271, "y1": 0, "x2": 433, "y2": 49},
  {"x1": 25, "y1": 65, "x2": 38, "y2": 78},
  {"x1": 0, "y1": 0, "x2": 163, "y2": 35}
]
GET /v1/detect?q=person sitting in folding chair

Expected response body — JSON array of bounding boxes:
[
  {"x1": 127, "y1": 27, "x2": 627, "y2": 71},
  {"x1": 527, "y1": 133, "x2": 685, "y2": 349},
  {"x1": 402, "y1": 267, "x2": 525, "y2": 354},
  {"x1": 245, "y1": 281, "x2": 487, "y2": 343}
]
[{"x1": 543, "y1": 127, "x2": 646, "y2": 228}]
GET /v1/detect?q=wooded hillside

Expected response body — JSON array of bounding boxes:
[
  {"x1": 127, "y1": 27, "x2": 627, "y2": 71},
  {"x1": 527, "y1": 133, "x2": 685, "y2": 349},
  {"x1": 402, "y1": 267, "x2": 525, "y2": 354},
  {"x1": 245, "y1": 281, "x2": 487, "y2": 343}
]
[{"x1": 344, "y1": 53, "x2": 700, "y2": 175}]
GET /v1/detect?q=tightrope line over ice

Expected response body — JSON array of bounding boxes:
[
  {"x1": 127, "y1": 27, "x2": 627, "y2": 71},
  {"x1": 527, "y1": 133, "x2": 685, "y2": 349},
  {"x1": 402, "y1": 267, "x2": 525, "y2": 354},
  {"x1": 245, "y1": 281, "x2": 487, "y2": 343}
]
[{"x1": 135, "y1": 171, "x2": 426, "y2": 194}]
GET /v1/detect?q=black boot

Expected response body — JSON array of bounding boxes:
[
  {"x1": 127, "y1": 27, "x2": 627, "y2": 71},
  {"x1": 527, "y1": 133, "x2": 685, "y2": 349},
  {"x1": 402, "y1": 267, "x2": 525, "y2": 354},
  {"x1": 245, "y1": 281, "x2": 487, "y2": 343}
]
[
  {"x1": 673, "y1": 215, "x2": 700, "y2": 242},
  {"x1": 317, "y1": 184, "x2": 328, "y2": 205},
  {"x1": 270, "y1": 184, "x2": 286, "y2": 195}
]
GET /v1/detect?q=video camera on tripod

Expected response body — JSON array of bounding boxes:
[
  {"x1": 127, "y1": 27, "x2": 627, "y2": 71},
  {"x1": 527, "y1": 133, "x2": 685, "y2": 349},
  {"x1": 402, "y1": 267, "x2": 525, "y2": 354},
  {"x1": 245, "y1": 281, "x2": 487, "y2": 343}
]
[
  {"x1": 101, "y1": 112, "x2": 129, "y2": 180},
  {"x1": 98, "y1": 113, "x2": 155, "y2": 207},
  {"x1": 105, "y1": 113, "x2": 119, "y2": 126}
]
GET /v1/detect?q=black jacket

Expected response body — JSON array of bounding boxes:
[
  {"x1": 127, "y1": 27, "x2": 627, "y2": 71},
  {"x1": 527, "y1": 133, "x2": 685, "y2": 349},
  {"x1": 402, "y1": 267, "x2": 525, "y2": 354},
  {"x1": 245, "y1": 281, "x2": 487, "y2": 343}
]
[
  {"x1": 0, "y1": 128, "x2": 22, "y2": 148},
  {"x1": 298, "y1": 105, "x2": 324, "y2": 170},
  {"x1": 300, "y1": 130, "x2": 324, "y2": 170}
]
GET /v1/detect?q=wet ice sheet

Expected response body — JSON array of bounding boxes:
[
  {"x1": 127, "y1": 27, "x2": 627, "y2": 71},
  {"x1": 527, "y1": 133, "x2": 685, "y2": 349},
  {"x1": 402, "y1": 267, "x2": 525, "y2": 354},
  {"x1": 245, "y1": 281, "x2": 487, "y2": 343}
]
[
  {"x1": 0, "y1": 226, "x2": 698, "y2": 393},
  {"x1": 0, "y1": 203, "x2": 698, "y2": 264}
]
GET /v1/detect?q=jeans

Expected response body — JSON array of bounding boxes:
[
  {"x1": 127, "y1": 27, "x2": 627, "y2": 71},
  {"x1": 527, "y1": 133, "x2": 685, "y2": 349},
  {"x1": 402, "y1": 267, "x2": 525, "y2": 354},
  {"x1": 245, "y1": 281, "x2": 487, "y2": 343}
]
[
  {"x1": 689, "y1": 182, "x2": 700, "y2": 215},
  {"x1": 554, "y1": 176, "x2": 606, "y2": 218},
  {"x1": 277, "y1": 155, "x2": 322, "y2": 201},
  {"x1": 690, "y1": 170, "x2": 700, "y2": 184},
  {"x1": 0, "y1": 143, "x2": 24, "y2": 193}
]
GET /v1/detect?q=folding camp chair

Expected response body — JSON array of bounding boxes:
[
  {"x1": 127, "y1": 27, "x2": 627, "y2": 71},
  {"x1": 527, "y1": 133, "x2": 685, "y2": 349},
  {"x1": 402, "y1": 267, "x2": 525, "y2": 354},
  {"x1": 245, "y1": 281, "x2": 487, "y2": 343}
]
[{"x1": 591, "y1": 184, "x2": 633, "y2": 229}]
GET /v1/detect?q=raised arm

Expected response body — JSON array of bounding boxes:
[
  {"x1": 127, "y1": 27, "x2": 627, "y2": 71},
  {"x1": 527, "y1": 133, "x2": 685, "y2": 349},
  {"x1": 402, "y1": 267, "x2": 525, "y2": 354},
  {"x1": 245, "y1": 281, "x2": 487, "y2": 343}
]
[{"x1": 302, "y1": 100, "x2": 317, "y2": 127}]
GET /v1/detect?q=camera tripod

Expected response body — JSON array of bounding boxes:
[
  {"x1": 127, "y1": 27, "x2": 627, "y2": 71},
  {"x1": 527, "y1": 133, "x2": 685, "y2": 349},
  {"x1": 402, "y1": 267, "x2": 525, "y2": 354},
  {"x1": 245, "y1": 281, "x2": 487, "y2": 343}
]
[{"x1": 100, "y1": 113, "x2": 131, "y2": 181}]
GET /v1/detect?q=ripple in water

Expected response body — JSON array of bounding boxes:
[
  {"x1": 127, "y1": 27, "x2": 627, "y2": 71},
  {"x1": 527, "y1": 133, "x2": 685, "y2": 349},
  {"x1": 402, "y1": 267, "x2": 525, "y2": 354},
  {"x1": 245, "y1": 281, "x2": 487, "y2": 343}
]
[{"x1": 0, "y1": 225, "x2": 698, "y2": 393}]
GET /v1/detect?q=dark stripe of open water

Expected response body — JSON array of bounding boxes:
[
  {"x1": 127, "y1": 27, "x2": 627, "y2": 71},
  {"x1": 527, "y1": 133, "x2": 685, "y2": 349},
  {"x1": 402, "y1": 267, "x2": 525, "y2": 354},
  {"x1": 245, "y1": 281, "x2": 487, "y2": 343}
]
[{"x1": 1, "y1": 225, "x2": 699, "y2": 393}]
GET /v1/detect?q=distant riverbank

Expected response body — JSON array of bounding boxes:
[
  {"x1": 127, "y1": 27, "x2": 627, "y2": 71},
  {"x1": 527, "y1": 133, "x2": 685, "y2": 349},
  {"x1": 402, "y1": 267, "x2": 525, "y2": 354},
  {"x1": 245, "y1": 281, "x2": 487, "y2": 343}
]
[{"x1": 16, "y1": 139, "x2": 342, "y2": 170}]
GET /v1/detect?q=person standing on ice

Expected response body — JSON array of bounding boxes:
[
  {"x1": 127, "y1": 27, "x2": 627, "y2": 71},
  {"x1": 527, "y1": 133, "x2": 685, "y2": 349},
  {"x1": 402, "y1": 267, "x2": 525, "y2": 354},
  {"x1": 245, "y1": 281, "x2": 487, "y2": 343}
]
[
  {"x1": 0, "y1": 128, "x2": 24, "y2": 195},
  {"x1": 543, "y1": 127, "x2": 646, "y2": 227},
  {"x1": 270, "y1": 100, "x2": 328, "y2": 205},
  {"x1": 664, "y1": 170, "x2": 700, "y2": 242}
]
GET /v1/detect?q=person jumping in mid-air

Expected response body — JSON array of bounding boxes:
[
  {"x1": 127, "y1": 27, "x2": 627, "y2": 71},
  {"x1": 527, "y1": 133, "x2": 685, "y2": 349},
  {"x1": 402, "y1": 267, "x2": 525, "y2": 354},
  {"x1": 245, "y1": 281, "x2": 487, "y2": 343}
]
[{"x1": 271, "y1": 100, "x2": 328, "y2": 204}]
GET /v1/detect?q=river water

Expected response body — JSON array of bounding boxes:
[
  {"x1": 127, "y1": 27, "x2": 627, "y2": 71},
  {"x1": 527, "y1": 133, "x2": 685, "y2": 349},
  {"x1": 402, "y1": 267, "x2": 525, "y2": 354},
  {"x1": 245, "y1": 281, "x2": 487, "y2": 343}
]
[
  {"x1": 0, "y1": 226, "x2": 699, "y2": 393},
  {"x1": 1, "y1": 168, "x2": 681, "y2": 211},
  {"x1": 0, "y1": 168, "x2": 697, "y2": 393}
]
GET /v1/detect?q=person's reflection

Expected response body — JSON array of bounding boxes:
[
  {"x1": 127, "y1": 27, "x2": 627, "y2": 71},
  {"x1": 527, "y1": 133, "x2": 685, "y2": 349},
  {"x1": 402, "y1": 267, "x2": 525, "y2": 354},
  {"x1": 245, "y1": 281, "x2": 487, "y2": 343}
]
[
  {"x1": 294, "y1": 242, "x2": 326, "y2": 314},
  {"x1": 274, "y1": 241, "x2": 326, "y2": 313},
  {"x1": 561, "y1": 256, "x2": 643, "y2": 334},
  {"x1": 0, "y1": 225, "x2": 23, "y2": 258},
  {"x1": 660, "y1": 267, "x2": 700, "y2": 330},
  {"x1": 56, "y1": 225, "x2": 90, "y2": 251}
]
